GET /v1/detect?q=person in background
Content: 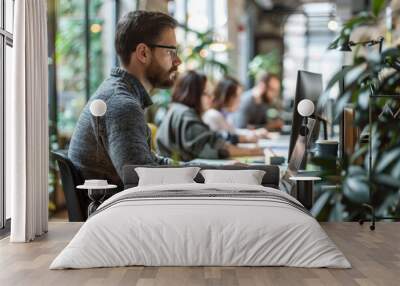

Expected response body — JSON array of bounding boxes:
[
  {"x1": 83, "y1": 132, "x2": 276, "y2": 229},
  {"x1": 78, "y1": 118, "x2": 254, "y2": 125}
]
[
  {"x1": 230, "y1": 72, "x2": 283, "y2": 131},
  {"x1": 68, "y1": 11, "x2": 181, "y2": 187},
  {"x1": 202, "y1": 76, "x2": 269, "y2": 143},
  {"x1": 156, "y1": 71, "x2": 264, "y2": 161}
]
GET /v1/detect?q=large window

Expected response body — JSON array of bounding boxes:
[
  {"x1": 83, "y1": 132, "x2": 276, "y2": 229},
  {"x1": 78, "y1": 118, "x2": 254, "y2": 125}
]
[
  {"x1": 1, "y1": 0, "x2": 14, "y2": 231},
  {"x1": 282, "y1": 2, "x2": 343, "y2": 136},
  {"x1": 171, "y1": 0, "x2": 229, "y2": 77},
  {"x1": 283, "y1": 3, "x2": 342, "y2": 102}
]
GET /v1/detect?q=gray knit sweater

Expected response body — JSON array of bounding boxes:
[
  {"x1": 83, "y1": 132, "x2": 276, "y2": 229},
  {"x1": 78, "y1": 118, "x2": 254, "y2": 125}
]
[{"x1": 68, "y1": 68, "x2": 171, "y2": 187}]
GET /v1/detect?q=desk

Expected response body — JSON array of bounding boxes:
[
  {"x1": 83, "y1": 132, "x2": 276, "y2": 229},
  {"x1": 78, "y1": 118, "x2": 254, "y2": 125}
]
[
  {"x1": 189, "y1": 157, "x2": 287, "y2": 181},
  {"x1": 237, "y1": 134, "x2": 290, "y2": 158},
  {"x1": 190, "y1": 135, "x2": 290, "y2": 178},
  {"x1": 235, "y1": 134, "x2": 290, "y2": 166},
  {"x1": 189, "y1": 158, "x2": 237, "y2": 165}
]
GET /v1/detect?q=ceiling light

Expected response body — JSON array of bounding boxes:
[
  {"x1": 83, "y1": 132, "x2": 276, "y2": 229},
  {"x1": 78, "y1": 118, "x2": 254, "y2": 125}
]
[
  {"x1": 90, "y1": 23, "x2": 102, "y2": 33},
  {"x1": 328, "y1": 20, "x2": 338, "y2": 31}
]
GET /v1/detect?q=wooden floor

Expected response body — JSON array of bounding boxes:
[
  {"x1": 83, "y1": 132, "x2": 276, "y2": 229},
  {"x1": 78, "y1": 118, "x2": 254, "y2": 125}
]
[{"x1": 0, "y1": 222, "x2": 399, "y2": 286}]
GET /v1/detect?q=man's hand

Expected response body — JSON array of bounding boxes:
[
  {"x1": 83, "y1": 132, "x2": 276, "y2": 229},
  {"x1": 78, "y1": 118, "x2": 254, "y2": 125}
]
[{"x1": 232, "y1": 161, "x2": 249, "y2": 167}]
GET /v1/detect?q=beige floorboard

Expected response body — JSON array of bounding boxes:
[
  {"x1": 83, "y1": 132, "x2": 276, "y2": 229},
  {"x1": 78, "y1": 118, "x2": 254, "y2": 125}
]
[{"x1": 0, "y1": 222, "x2": 398, "y2": 286}]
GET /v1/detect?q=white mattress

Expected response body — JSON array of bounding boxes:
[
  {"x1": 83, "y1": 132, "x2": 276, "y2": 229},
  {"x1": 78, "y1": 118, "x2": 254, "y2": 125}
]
[{"x1": 50, "y1": 183, "x2": 351, "y2": 269}]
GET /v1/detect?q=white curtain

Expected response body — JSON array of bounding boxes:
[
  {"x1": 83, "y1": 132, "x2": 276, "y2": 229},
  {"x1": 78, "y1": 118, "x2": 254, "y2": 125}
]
[{"x1": 7, "y1": 0, "x2": 49, "y2": 242}]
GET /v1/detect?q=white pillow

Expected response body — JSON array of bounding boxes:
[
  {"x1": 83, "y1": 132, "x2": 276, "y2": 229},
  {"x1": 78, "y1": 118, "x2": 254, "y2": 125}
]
[
  {"x1": 200, "y1": 169, "x2": 266, "y2": 185},
  {"x1": 135, "y1": 167, "x2": 200, "y2": 186}
]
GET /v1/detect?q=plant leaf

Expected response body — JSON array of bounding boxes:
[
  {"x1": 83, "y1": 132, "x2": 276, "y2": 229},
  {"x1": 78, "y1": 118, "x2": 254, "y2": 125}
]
[
  {"x1": 391, "y1": 160, "x2": 400, "y2": 179},
  {"x1": 375, "y1": 148, "x2": 400, "y2": 173},
  {"x1": 325, "y1": 65, "x2": 354, "y2": 92},
  {"x1": 328, "y1": 37, "x2": 340, "y2": 50},
  {"x1": 343, "y1": 176, "x2": 370, "y2": 204},
  {"x1": 350, "y1": 144, "x2": 369, "y2": 163},
  {"x1": 311, "y1": 190, "x2": 333, "y2": 217},
  {"x1": 373, "y1": 174, "x2": 400, "y2": 188},
  {"x1": 372, "y1": 0, "x2": 386, "y2": 17},
  {"x1": 328, "y1": 193, "x2": 345, "y2": 221},
  {"x1": 376, "y1": 192, "x2": 400, "y2": 216}
]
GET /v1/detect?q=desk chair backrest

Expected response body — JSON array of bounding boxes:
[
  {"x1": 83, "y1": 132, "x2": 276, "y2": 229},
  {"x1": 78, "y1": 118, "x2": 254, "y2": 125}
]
[{"x1": 51, "y1": 150, "x2": 88, "y2": 221}]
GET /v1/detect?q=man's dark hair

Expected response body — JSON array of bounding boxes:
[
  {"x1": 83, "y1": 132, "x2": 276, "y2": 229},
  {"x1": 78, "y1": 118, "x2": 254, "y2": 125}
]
[
  {"x1": 172, "y1": 70, "x2": 207, "y2": 115},
  {"x1": 257, "y1": 72, "x2": 280, "y2": 103},
  {"x1": 115, "y1": 10, "x2": 178, "y2": 66},
  {"x1": 213, "y1": 76, "x2": 241, "y2": 110}
]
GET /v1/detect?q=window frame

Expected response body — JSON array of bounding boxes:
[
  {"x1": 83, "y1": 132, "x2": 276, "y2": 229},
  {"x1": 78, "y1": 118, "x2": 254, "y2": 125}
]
[{"x1": 0, "y1": 0, "x2": 13, "y2": 234}]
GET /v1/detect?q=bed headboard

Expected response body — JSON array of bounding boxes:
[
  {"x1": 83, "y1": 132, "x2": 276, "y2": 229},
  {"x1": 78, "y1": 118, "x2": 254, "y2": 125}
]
[{"x1": 122, "y1": 164, "x2": 280, "y2": 189}]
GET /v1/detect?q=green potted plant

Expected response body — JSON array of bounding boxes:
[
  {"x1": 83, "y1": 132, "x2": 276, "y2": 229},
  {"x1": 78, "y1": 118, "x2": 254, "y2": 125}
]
[
  {"x1": 248, "y1": 49, "x2": 281, "y2": 80},
  {"x1": 312, "y1": 0, "x2": 400, "y2": 222}
]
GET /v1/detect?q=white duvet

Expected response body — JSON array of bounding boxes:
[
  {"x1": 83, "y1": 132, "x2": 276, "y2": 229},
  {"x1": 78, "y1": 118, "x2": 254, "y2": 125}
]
[{"x1": 50, "y1": 183, "x2": 351, "y2": 269}]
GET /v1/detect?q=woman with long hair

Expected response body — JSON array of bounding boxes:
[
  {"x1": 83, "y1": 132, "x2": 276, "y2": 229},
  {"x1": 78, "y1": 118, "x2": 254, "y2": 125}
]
[
  {"x1": 202, "y1": 76, "x2": 269, "y2": 143},
  {"x1": 156, "y1": 71, "x2": 263, "y2": 161}
]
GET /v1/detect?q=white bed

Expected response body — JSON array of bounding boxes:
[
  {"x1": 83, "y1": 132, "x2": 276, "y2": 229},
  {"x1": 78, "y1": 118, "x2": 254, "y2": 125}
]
[{"x1": 50, "y1": 183, "x2": 350, "y2": 269}]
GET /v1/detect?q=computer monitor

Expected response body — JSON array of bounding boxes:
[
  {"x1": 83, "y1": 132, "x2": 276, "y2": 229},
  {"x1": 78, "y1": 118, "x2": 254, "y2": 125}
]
[
  {"x1": 288, "y1": 70, "x2": 323, "y2": 166},
  {"x1": 280, "y1": 118, "x2": 317, "y2": 193}
]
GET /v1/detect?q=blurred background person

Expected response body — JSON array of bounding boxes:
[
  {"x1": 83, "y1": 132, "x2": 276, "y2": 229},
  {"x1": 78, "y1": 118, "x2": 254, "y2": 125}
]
[
  {"x1": 156, "y1": 71, "x2": 263, "y2": 161},
  {"x1": 202, "y1": 76, "x2": 269, "y2": 143},
  {"x1": 230, "y1": 72, "x2": 283, "y2": 131}
]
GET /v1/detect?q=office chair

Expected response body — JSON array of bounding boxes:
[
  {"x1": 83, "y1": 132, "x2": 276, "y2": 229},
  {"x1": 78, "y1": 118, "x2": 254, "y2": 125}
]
[
  {"x1": 148, "y1": 123, "x2": 158, "y2": 151},
  {"x1": 51, "y1": 150, "x2": 89, "y2": 221}
]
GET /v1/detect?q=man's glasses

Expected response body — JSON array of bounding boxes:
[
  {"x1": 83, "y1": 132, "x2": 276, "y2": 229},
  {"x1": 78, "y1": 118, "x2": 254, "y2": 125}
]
[{"x1": 147, "y1": 44, "x2": 180, "y2": 58}]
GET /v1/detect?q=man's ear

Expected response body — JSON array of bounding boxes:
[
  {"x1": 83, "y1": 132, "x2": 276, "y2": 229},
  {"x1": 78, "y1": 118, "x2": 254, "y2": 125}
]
[{"x1": 135, "y1": 43, "x2": 151, "y2": 64}]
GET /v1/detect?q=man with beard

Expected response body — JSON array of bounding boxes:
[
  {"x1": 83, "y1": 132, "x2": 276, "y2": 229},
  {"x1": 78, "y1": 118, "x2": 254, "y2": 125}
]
[
  {"x1": 68, "y1": 11, "x2": 181, "y2": 187},
  {"x1": 231, "y1": 73, "x2": 283, "y2": 131}
]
